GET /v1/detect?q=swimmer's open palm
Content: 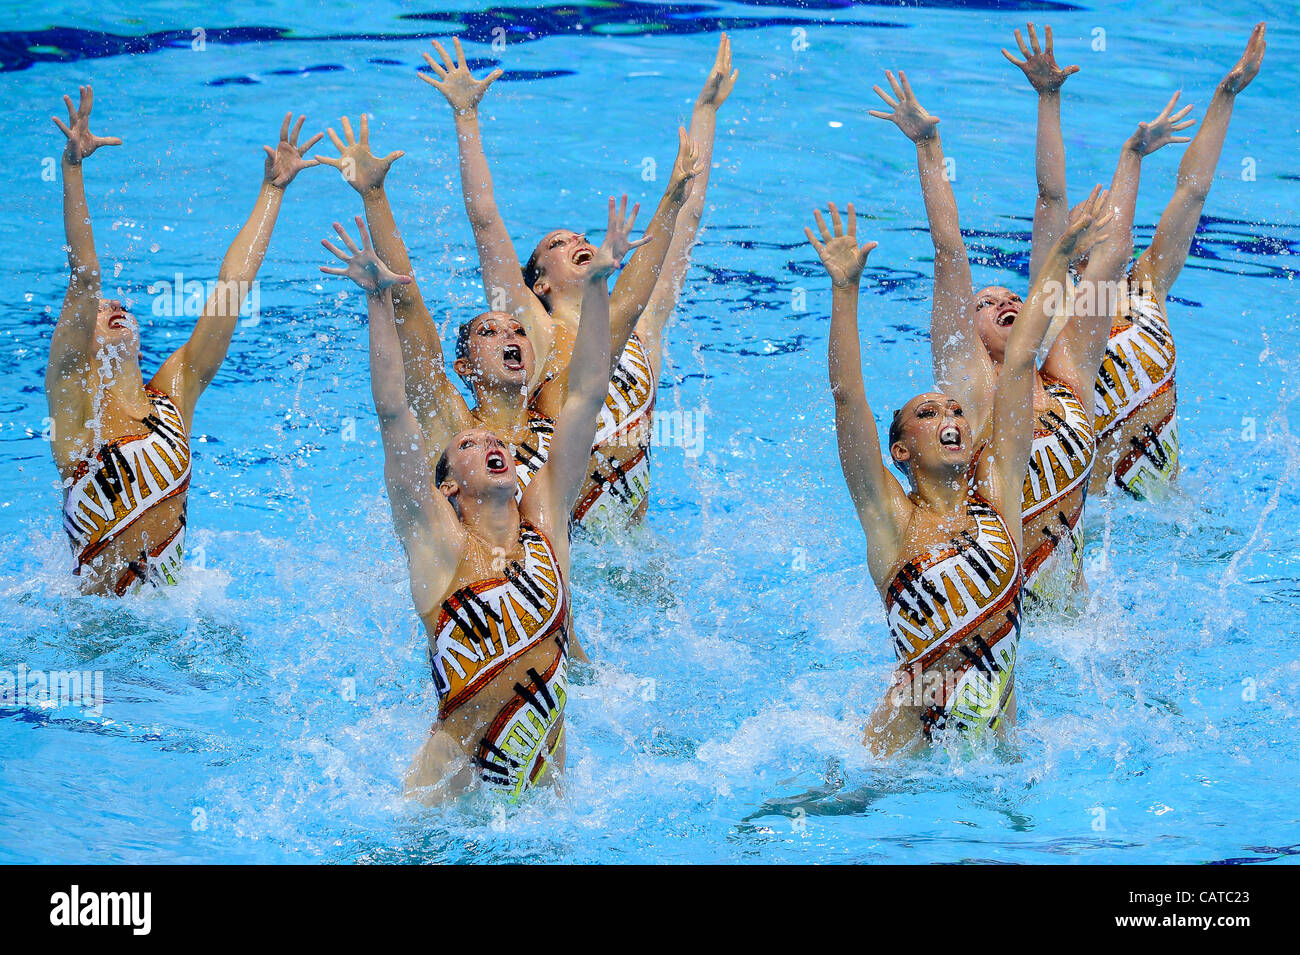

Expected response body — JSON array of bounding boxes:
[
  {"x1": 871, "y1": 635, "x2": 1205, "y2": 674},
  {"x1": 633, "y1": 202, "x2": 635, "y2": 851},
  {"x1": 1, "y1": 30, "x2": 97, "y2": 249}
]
[
  {"x1": 697, "y1": 33, "x2": 739, "y2": 111},
  {"x1": 590, "y1": 195, "x2": 651, "y2": 278},
  {"x1": 1001, "y1": 23, "x2": 1078, "y2": 94},
  {"x1": 1221, "y1": 22, "x2": 1265, "y2": 95},
  {"x1": 52, "y1": 85, "x2": 122, "y2": 164},
  {"x1": 868, "y1": 71, "x2": 939, "y2": 143},
  {"x1": 315, "y1": 114, "x2": 404, "y2": 194},
  {"x1": 419, "y1": 38, "x2": 502, "y2": 113},
  {"x1": 806, "y1": 202, "x2": 877, "y2": 288},
  {"x1": 1128, "y1": 91, "x2": 1196, "y2": 157},
  {"x1": 1057, "y1": 186, "x2": 1114, "y2": 264},
  {"x1": 263, "y1": 113, "x2": 323, "y2": 188},
  {"x1": 320, "y1": 217, "x2": 413, "y2": 294}
]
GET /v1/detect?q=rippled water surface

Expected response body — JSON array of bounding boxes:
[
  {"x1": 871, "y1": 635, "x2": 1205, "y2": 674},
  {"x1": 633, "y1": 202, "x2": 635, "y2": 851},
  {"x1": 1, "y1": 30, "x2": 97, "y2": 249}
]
[{"x1": 1, "y1": 1, "x2": 1298, "y2": 863}]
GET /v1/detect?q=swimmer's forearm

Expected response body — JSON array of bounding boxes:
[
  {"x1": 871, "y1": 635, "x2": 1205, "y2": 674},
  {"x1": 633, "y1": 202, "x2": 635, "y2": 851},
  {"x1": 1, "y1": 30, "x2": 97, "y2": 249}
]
[
  {"x1": 1175, "y1": 86, "x2": 1236, "y2": 202},
  {"x1": 61, "y1": 157, "x2": 99, "y2": 283},
  {"x1": 609, "y1": 183, "x2": 686, "y2": 339},
  {"x1": 367, "y1": 289, "x2": 412, "y2": 421},
  {"x1": 571, "y1": 275, "x2": 614, "y2": 406},
  {"x1": 360, "y1": 187, "x2": 448, "y2": 404},
  {"x1": 828, "y1": 284, "x2": 868, "y2": 404},
  {"x1": 1030, "y1": 90, "x2": 1068, "y2": 281},
  {"x1": 451, "y1": 111, "x2": 500, "y2": 227},
  {"x1": 915, "y1": 136, "x2": 964, "y2": 256},
  {"x1": 215, "y1": 182, "x2": 284, "y2": 289}
]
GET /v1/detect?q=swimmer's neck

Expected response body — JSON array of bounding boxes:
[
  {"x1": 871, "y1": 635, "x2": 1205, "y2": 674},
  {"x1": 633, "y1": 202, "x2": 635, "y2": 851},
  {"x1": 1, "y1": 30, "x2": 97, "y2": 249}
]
[
  {"x1": 910, "y1": 471, "x2": 973, "y2": 516},
  {"x1": 96, "y1": 363, "x2": 153, "y2": 418},
  {"x1": 471, "y1": 381, "x2": 529, "y2": 430},
  {"x1": 989, "y1": 354, "x2": 1048, "y2": 398},
  {"x1": 458, "y1": 494, "x2": 522, "y2": 551},
  {"x1": 544, "y1": 287, "x2": 585, "y2": 327}
]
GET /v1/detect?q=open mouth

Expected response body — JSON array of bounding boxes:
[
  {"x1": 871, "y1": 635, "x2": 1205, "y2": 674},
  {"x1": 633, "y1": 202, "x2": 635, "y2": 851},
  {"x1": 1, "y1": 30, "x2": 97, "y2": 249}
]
[
  {"x1": 939, "y1": 426, "x2": 963, "y2": 449},
  {"x1": 108, "y1": 312, "x2": 133, "y2": 331},
  {"x1": 571, "y1": 247, "x2": 594, "y2": 266},
  {"x1": 502, "y1": 344, "x2": 523, "y2": 370},
  {"x1": 995, "y1": 308, "x2": 1018, "y2": 328},
  {"x1": 486, "y1": 450, "x2": 509, "y2": 474}
]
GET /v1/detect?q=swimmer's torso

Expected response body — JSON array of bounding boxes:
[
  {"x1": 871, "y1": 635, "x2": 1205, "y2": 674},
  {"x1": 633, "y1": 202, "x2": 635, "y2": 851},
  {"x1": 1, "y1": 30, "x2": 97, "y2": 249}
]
[
  {"x1": 1020, "y1": 375, "x2": 1095, "y2": 600},
  {"x1": 882, "y1": 492, "x2": 1023, "y2": 742},
  {"x1": 421, "y1": 521, "x2": 570, "y2": 797},
  {"x1": 60, "y1": 386, "x2": 191, "y2": 596},
  {"x1": 1090, "y1": 282, "x2": 1178, "y2": 497},
  {"x1": 530, "y1": 332, "x2": 657, "y2": 530},
  {"x1": 573, "y1": 332, "x2": 656, "y2": 529}
]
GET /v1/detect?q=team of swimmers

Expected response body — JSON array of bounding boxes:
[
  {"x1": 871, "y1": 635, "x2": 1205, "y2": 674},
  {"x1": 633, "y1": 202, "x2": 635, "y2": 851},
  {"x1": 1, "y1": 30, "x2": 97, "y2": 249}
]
[{"x1": 46, "y1": 24, "x2": 1265, "y2": 796}]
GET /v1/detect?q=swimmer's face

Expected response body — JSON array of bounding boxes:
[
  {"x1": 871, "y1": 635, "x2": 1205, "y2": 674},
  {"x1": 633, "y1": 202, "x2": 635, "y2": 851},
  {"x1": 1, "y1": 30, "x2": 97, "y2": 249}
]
[
  {"x1": 974, "y1": 286, "x2": 1021, "y2": 363},
  {"x1": 891, "y1": 393, "x2": 971, "y2": 475},
  {"x1": 529, "y1": 230, "x2": 597, "y2": 300},
  {"x1": 95, "y1": 299, "x2": 140, "y2": 362},
  {"x1": 440, "y1": 428, "x2": 516, "y2": 503},
  {"x1": 455, "y1": 312, "x2": 534, "y2": 391}
]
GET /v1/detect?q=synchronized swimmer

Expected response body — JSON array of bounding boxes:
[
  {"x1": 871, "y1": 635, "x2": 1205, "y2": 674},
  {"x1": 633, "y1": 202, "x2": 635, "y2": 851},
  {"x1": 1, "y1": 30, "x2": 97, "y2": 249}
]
[{"x1": 43, "y1": 23, "x2": 1266, "y2": 798}]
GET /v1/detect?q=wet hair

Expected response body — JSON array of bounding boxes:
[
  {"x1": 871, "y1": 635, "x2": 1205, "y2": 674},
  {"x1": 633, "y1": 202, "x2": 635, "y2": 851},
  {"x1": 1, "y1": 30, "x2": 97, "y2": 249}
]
[
  {"x1": 435, "y1": 445, "x2": 452, "y2": 488},
  {"x1": 522, "y1": 244, "x2": 552, "y2": 312},
  {"x1": 888, "y1": 407, "x2": 911, "y2": 477},
  {"x1": 454, "y1": 319, "x2": 476, "y2": 364},
  {"x1": 888, "y1": 407, "x2": 906, "y2": 453}
]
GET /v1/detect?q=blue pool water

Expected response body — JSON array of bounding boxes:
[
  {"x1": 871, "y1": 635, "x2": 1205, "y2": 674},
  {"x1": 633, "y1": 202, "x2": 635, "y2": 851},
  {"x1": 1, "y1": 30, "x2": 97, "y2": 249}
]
[{"x1": 1, "y1": 1, "x2": 1297, "y2": 864}]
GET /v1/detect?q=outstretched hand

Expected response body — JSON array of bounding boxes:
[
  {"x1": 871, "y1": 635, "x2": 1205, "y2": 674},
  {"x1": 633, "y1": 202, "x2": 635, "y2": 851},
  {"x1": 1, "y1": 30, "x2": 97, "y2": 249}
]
[
  {"x1": 315, "y1": 114, "x2": 405, "y2": 194},
  {"x1": 669, "y1": 126, "x2": 703, "y2": 197},
  {"x1": 697, "y1": 32, "x2": 739, "y2": 111},
  {"x1": 1001, "y1": 23, "x2": 1079, "y2": 93},
  {"x1": 1057, "y1": 186, "x2": 1114, "y2": 264},
  {"x1": 1127, "y1": 91, "x2": 1196, "y2": 157},
  {"x1": 590, "y1": 195, "x2": 652, "y2": 279},
  {"x1": 52, "y1": 85, "x2": 121, "y2": 164},
  {"x1": 805, "y1": 202, "x2": 878, "y2": 288},
  {"x1": 320, "y1": 216, "x2": 413, "y2": 294},
  {"x1": 418, "y1": 37, "x2": 503, "y2": 113},
  {"x1": 868, "y1": 71, "x2": 939, "y2": 143},
  {"x1": 263, "y1": 113, "x2": 323, "y2": 188},
  {"x1": 1220, "y1": 22, "x2": 1266, "y2": 95}
]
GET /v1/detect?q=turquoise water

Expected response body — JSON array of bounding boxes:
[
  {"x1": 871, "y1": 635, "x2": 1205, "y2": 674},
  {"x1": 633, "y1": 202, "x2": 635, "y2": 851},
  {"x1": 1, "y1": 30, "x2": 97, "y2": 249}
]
[{"x1": 1, "y1": 1, "x2": 1298, "y2": 863}]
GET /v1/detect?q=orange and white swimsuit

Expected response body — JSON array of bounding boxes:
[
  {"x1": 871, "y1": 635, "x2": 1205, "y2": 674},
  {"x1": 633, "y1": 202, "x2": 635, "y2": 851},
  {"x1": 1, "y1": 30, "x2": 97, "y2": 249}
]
[
  {"x1": 1093, "y1": 284, "x2": 1178, "y2": 497},
  {"x1": 510, "y1": 411, "x2": 554, "y2": 502},
  {"x1": 425, "y1": 522, "x2": 569, "y2": 797},
  {"x1": 571, "y1": 332, "x2": 656, "y2": 530},
  {"x1": 1020, "y1": 376, "x2": 1095, "y2": 601},
  {"x1": 885, "y1": 493, "x2": 1023, "y2": 740},
  {"x1": 61, "y1": 387, "x2": 190, "y2": 596}
]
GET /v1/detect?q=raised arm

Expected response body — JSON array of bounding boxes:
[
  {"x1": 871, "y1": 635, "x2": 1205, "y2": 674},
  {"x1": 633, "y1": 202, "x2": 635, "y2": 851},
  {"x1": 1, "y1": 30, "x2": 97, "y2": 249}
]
[
  {"x1": 317, "y1": 114, "x2": 469, "y2": 443},
  {"x1": 1134, "y1": 23, "x2": 1265, "y2": 298},
  {"x1": 153, "y1": 114, "x2": 320, "y2": 422},
  {"x1": 46, "y1": 86, "x2": 121, "y2": 405},
  {"x1": 527, "y1": 198, "x2": 648, "y2": 538},
  {"x1": 805, "y1": 203, "x2": 910, "y2": 573},
  {"x1": 985, "y1": 191, "x2": 1112, "y2": 534},
  {"x1": 420, "y1": 38, "x2": 554, "y2": 388},
  {"x1": 321, "y1": 217, "x2": 463, "y2": 613},
  {"x1": 1044, "y1": 99, "x2": 1194, "y2": 395},
  {"x1": 606, "y1": 127, "x2": 700, "y2": 348},
  {"x1": 1002, "y1": 23, "x2": 1079, "y2": 282},
  {"x1": 635, "y1": 33, "x2": 738, "y2": 374},
  {"x1": 870, "y1": 70, "x2": 995, "y2": 436}
]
